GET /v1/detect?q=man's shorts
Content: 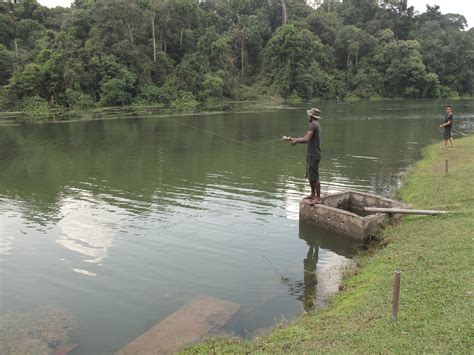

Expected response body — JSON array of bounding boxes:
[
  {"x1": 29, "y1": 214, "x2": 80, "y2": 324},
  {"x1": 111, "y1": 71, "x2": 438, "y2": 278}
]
[
  {"x1": 306, "y1": 156, "x2": 321, "y2": 182},
  {"x1": 444, "y1": 129, "x2": 452, "y2": 139}
]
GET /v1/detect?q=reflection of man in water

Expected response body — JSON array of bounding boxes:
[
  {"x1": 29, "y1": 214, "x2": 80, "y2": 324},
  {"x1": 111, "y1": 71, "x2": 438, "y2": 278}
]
[
  {"x1": 302, "y1": 244, "x2": 319, "y2": 311},
  {"x1": 279, "y1": 239, "x2": 319, "y2": 311}
]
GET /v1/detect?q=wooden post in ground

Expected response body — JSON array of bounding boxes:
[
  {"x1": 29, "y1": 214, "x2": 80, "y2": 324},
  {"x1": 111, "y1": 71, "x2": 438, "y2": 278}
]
[
  {"x1": 391, "y1": 271, "x2": 401, "y2": 321},
  {"x1": 445, "y1": 159, "x2": 448, "y2": 175}
]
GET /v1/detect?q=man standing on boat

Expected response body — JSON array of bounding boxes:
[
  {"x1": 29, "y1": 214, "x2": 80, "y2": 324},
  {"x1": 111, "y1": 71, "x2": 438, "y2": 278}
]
[
  {"x1": 290, "y1": 108, "x2": 322, "y2": 204},
  {"x1": 440, "y1": 105, "x2": 454, "y2": 148}
]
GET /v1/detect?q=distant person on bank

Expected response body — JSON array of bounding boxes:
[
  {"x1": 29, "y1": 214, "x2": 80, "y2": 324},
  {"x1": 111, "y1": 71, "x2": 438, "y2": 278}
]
[
  {"x1": 440, "y1": 105, "x2": 454, "y2": 148},
  {"x1": 290, "y1": 108, "x2": 323, "y2": 204}
]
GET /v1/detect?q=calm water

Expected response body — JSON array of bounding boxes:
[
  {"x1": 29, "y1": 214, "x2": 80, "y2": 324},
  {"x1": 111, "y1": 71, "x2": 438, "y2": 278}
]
[{"x1": 0, "y1": 100, "x2": 473, "y2": 354}]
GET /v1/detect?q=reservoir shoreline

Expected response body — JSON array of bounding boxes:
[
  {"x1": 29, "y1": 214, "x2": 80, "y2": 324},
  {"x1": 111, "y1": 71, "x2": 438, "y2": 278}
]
[{"x1": 182, "y1": 135, "x2": 474, "y2": 353}]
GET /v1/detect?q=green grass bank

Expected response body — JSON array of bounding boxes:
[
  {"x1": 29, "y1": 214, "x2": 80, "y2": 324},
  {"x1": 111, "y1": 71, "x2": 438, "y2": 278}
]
[{"x1": 183, "y1": 135, "x2": 474, "y2": 354}]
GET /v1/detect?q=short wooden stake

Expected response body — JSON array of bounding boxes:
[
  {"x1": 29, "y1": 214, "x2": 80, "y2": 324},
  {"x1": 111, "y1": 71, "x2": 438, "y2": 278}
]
[
  {"x1": 391, "y1": 271, "x2": 401, "y2": 321},
  {"x1": 445, "y1": 159, "x2": 448, "y2": 175}
]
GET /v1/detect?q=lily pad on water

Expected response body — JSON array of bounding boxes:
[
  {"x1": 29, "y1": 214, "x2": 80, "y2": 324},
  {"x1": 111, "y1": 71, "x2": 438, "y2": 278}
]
[{"x1": 0, "y1": 307, "x2": 76, "y2": 354}]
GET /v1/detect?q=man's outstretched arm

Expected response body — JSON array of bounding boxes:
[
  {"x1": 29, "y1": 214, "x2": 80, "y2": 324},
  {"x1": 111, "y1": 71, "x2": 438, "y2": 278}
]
[{"x1": 291, "y1": 130, "x2": 313, "y2": 145}]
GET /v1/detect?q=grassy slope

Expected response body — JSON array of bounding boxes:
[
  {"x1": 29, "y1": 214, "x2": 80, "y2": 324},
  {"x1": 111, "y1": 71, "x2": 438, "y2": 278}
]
[{"x1": 183, "y1": 135, "x2": 474, "y2": 354}]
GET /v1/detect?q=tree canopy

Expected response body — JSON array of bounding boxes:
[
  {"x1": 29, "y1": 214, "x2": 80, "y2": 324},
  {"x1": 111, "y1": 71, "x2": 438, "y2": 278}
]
[{"x1": 0, "y1": 0, "x2": 472, "y2": 111}]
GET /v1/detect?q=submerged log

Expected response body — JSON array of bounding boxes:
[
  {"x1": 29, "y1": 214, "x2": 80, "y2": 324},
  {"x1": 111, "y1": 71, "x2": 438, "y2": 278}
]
[
  {"x1": 54, "y1": 343, "x2": 78, "y2": 355},
  {"x1": 117, "y1": 296, "x2": 240, "y2": 355},
  {"x1": 363, "y1": 207, "x2": 448, "y2": 215}
]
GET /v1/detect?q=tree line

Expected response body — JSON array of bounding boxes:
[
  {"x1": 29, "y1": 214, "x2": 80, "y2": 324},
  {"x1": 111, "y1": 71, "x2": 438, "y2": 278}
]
[{"x1": 0, "y1": 0, "x2": 472, "y2": 112}]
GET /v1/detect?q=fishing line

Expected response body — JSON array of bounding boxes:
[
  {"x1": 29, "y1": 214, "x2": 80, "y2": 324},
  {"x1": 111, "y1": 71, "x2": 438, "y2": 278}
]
[
  {"x1": 162, "y1": 116, "x2": 254, "y2": 147},
  {"x1": 251, "y1": 137, "x2": 288, "y2": 146},
  {"x1": 261, "y1": 255, "x2": 290, "y2": 282},
  {"x1": 164, "y1": 116, "x2": 295, "y2": 148}
]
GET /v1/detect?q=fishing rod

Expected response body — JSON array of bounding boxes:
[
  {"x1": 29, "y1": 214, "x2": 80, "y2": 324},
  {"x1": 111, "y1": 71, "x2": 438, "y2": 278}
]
[
  {"x1": 261, "y1": 255, "x2": 290, "y2": 282},
  {"x1": 251, "y1": 137, "x2": 291, "y2": 146},
  {"x1": 165, "y1": 118, "x2": 296, "y2": 147}
]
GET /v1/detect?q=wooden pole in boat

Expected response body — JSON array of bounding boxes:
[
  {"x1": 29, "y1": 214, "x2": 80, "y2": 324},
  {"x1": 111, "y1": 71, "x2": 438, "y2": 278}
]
[
  {"x1": 391, "y1": 271, "x2": 401, "y2": 321},
  {"x1": 363, "y1": 207, "x2": 448, "y2": 215}
]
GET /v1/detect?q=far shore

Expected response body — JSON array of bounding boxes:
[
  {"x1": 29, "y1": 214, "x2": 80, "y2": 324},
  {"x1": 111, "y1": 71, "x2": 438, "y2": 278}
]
[{"x1": 0, "y1": 96, "x2": 471, "y2": 126}]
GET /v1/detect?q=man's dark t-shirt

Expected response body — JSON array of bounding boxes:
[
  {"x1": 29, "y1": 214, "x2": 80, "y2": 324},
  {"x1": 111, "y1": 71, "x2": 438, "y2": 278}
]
[
  {"x1": 444, "y1": 114, "x2": 453, "y2": 131},
  {"x1": 307, "y1": 120, "x2": 321, "y2": 159}
]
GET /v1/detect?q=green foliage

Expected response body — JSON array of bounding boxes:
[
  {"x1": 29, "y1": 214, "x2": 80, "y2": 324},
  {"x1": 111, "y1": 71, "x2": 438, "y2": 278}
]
[
  {"x1": 351, "y1": 63, "x2": 383, "y2": 99},
  {"x1": 170, "y1": 53, "x2": 210, "y2": 97},
  {"x1": 0, "y1": 90, "x2": 9, "y2": 111},
  {"x1": 59, "y1": 88, "x2": 95, "y2": 109},
  {"x1": 133, "y1": 84, "x2": 162, "y2": 106},
  {"x1": 0, "y1": 0, "x2": 472, "y2": 113},
  {"x1": 203, "y1": 73, "x2": 225, "y2": 98},
  {"x1": 306, "y1": 10, "x2": 342, "y2": 45},
  {"x1": 20, "y1": 95, "x2": 49, "y2": 113},
  {"x1": 100, "y1": 76, "x2": 136, "y2": 106},
  {"x1": 18, "y1": 95, "x2": 51, "y2": 122},
  {"x1": 262, "y1": 24, "x2": 336, "y2": 100},
  {"x1": 286, "y1": 92, "x2": 303, "y2": 104},
  {"x1": 0, "y1": 14, "x2": 17, "y2": 47},
  {"x1": 4, "y1": 63, "x2": 43, "y2": 108},
  {"x1": 97, "y1": 56, "x2": 137, "y2": 106},
  {"x1": 170, "y1": 91, "x2": 198, "y2": 111},
  {"x1": 150, "y1": 52, "x2": 175, "y2": 86},
  {"x1": 233, "y1": 83, "x2": 274, "y2": 101},
  {"x1": 262, "y1": 25, "x2": 328, "y2": 99},
  {"x1": 0, "y1": 46, "x2": 15, "y2": 86}
]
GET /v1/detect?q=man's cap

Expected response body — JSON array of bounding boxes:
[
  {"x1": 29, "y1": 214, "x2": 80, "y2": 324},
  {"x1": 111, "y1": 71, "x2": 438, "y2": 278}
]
[{"x1": 307, "y1": 108, "x2": 321, "y2": 120}]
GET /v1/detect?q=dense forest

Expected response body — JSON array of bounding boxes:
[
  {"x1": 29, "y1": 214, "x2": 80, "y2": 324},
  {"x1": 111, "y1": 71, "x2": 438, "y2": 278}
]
[{"x1": 0, "y1": 0, "x2": 473, "y2": 113}]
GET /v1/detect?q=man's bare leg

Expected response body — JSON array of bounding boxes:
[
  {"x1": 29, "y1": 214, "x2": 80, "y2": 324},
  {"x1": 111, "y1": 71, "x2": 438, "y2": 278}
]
[
  {"x1": 449, "y1": 137, "x2": 454, "y2": 148},
  {"x1": 314, "y1": 180, "x2": 322, "y2": 204},
  {"x1": 306, "y1": 180, "x2": 322, "y2": 204},
  {"x1": 304, "y1": 180, "x2": 316, "y2": 200}
]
